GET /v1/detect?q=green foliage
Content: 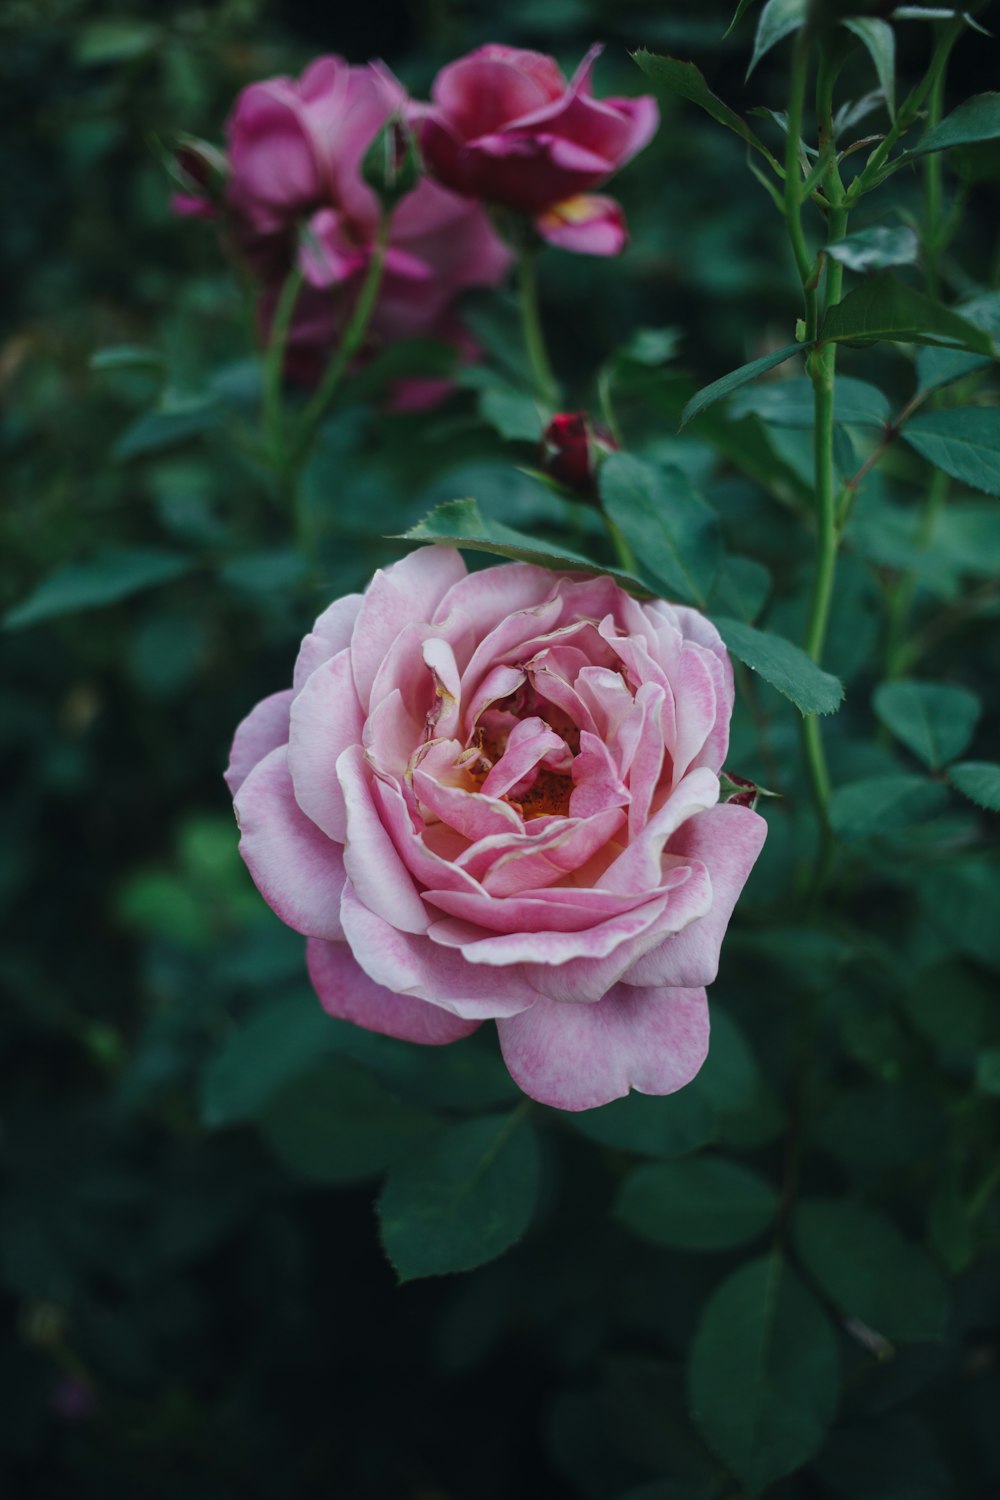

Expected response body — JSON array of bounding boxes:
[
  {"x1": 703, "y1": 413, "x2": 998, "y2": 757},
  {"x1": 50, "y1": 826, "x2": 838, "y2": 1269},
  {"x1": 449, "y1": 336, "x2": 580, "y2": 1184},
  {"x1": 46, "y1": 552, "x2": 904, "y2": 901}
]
[
  {"x1": 681, "y1": 343, "x2": 803, "y2": 425},
  {"x1": 600, "y1": 453, "x2": 721, "y2": 606},
  {"x1": 911, "y1": 91, "x2": 1000, "y2": 155},
  {"x1": 902, "y1": 408, "x2": 1000, "y2": 497},
  {"x1": 793, "y1": 1199, "x2": 951, "y2": 1342},
  {"x1": 615, "y1": 1157, "x2": 778, "y2": 1250},
  {"x1": 689, "y1": 1256, "x2": 840, "y2": 1492},
  {"x1": 820, "y1": 274, "x2": 996, "y2": 352},
  {"x1": 873, "y1": 679, "x2": 981, "y2": 768},
  {"x1": 823, "y1": 227, "x2": 919, "y2": 272},
  {"x1": 948, "y1": 760, "x2": 1000, "y2": 810},
  {"x1": 829, "y1": 773, "x2": 951, "y2": 839},
  {"x1": 378, "y1": 1110, "x2": 540, "y2": 1279},
  {"x1": 728, "y1": 374, "x2": 890, "y2": 427},
  {"x1": 4, "y1": 547, "x2": 194, "y2": 630},
  {"x1": 747, "y1": 0, "x2": 807, "y2": 78},
  {"x1": 713, "y1": 616, "x2": 845, "y2": 714}
]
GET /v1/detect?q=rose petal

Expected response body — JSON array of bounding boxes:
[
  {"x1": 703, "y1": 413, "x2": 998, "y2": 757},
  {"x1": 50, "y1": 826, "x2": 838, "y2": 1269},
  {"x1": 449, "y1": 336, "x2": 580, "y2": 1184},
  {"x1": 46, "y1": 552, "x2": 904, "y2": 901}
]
[
  {"x1": 497, "y1": 984, "x2": 709, "y2": 1110},
  {"x1": 622, "y1": 804, "x2": 767, "y2": 989},
  {"x1": 287, "y1": 650, "x2": 364, "y2": 843},
  {"x1": 340, "y1": 885, "x2": 536, "y2": 1018},
  {"x1": 350, "y1": 547, "x2": 467, "y2": 710},
  {"x1": 225, "y1": 689, "x2": 293, "y2": 797},
  {"x1": 536, "y1": 194, "x2": 627, "y2": 257},
  {"x1": 235, "y1": 745, "x2": 345, "y2": 940},
  {"x1": 307, "y1": 938, "x2": 480, "y2": 1044},
  {"x1": 293, "y1": 593, "x2": 364, "y2": 696},
  {"x1": 338, "y1": 744, "x2": 430, "y2": 934}
]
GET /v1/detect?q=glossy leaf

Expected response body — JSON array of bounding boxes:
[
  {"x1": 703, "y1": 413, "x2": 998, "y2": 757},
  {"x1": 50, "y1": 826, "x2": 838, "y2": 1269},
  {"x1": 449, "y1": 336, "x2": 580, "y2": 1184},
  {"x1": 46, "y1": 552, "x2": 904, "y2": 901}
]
[
  {"x1": 689, "y1": 1255, "x2": 839, "y2": 1493},
  {"x1": 681, "y1": 343, "x2": 803, "y2": 427},
  {"x1": 829, "y1": 774, "x2": 950, "y2": 840},
  {"x1": 378, "y1": 1111, "x2": 540, "y2": 1280},
  {"x1": 949, "y1": 760, "x2": 1000, "y2": 811},
  {"x1": 820, "y1": 274, "x2": 995, "y2": 352},
  {"x1": 401, "y1": 498, "x2": 648, "y2": 594},
  {"x1": 794, "y1": 1198, "x2": 950, "y2": 1342},
  {"x1": 728, "y1": 374, "x2": 890, "y2": 428},
  {"x1": 824, "y1": 226, "x2": 919, "y2": 272},
  {"x1": 915, "y1": 289, "x2": 1000, "y2": 392},
  {"x1": 599, "y1": 453, "x2": 721, "y2": 607},
  {"x1": 843, "y1": 18, "x2": 895, "y2": 118},
  {"x1": 902, "y1": 408, "x2": 1000, "y2": 497},
  {"x1": 713, "y1": 617, "x2": 845, "y2": 715},
  {"x1": 725, "y1": 0, "x2": 762, "y2": 34},
  {"x1": 4, "y1": 548, "x2": 193, "y2": 631},
  {"x1": 616, "y1": 1157, "x2": 777, "y2": 1250},
  {"x1": 747, "y1": 0, "x2": 808, "y2": 78},
  {"x1": 911, "y1": 91, "x2": 1000, "y2": 155},
  {"x1": 873, "y1": 678, "x2": 981, "y2": 768},
  {"x1": 632, "y1": 51, "x2": 771, "y2": 159}
]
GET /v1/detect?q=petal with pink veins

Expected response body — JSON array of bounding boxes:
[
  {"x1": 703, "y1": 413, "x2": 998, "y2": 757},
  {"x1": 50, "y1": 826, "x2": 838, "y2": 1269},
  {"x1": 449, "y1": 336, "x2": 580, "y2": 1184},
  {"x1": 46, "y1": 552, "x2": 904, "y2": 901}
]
[
  {"x1": 337, "y1": 744, "x2": 430, "y2": 933},
  {"x1": 622, "y1": 803, "x2": 768, "y2": 989},
  {"x1": 350, "y1": 547, "x2": 467, "y2": 710},
  {"x1": 292, "y1": 592, "x2": 363, "y2": 696},
  {"x1": 225, "y1": 689, "x2": 293, "y2": 798},
  {"x1": 235, "y1": 745, "x2": 345, "y2": 940},
  {"x1": 287, "y1": 651, "x2": 364, "y2": 842},
  {"x1": 497, "y1": 983, "x2": 709, "y2": 1110},
  {"x1": 307, "y1": 937, "x2": 480, "y2": 1044},
  {"x1": 340, "y1": 886, "x2": 537, "y2": 1018}
]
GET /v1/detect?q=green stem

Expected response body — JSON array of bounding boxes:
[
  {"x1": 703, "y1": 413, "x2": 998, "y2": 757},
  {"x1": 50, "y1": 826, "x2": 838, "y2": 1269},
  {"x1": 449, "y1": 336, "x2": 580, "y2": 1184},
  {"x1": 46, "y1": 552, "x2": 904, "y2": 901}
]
[
  {"x1": 263, "y1": 265, "x2": 304, "y2": 493},
  {"x1": 923, "y1": 53, "x2": 947, "y2": 298},
  {"x1": 292, "y1": 215, "x2": 390, "y2": 467},
  {"x1": 784, "y1": 34, "x2": 817, "y2": 338},
  {"x1": 518, "y1": 247, "x2": 559, "y2": 407}
]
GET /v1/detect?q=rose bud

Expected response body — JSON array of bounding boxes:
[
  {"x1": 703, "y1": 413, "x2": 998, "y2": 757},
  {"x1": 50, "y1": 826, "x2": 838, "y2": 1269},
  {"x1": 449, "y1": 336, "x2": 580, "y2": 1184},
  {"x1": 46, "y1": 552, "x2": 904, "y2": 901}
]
[
  {"x1": 169, "y1": 136, "x2": 227, "y2": 219},
  {"x1": 415, "y1": 44, "x2": 658, "y2": 255},
  {"x1": 542, "y1": 411, "x2": 618, "y2": 499},
  {"x1": 227, "y1": 549, "x2": 766, "y2": 1111},
  {"x1": 362, "y1": 117, "x2": 423, "y2": 210}
]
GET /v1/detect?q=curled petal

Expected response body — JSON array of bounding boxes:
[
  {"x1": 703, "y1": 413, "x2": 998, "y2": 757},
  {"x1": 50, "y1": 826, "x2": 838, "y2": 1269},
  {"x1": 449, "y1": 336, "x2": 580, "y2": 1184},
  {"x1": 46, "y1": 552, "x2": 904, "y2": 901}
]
[
  {"x1": 287, "y1": 651, "x2": 364, "y2": 843},
  {"x1": 623, "y1": 804, "x2": 768, "y2": 989},
  {"x1": 234, "y1": 746, "x2": 345, "y2": 941},
  {"x1": 338, "y1": 745, "x2": 430, "y2": 934},
  {"x1": 340, "y1": 886, "x2": 537, "y2": 1018},
  {"x1": 308, "y1": 938, "x2": 480, "y2": 1045},
  {"x1": 536, "y1": 194, "x2": 628, "y2": 256},
  {"x1": 497, "y1": 984, "x2": 709, "y2": 1110},
  {"x1": 225, "y1": 689, "x2": 292, "y2": 798},
  {"x1": 350, "y1": 547, "x2": 468, "y2": 710}
]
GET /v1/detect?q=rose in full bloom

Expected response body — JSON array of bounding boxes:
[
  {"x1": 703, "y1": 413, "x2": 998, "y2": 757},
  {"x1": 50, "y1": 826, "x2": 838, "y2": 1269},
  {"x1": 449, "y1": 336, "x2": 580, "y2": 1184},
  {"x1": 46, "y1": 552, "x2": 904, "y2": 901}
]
[
  {"x1": 415, "y1": 44, "x2": 659, "y2": 255},
  {"x1": 178, "y1": 57, "x2": 510, "y2": 385},
  {"x1": 227, "y1": 549, "x2": 766, "y2": 1111}
]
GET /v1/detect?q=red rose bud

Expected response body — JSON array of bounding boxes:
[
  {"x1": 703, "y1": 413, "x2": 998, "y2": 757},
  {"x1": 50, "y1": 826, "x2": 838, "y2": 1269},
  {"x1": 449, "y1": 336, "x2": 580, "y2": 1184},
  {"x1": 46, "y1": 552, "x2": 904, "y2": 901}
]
[
  {"x1": 719, "y1": 771, "x2": 779, "y2": 811},
  {"x1": 542, "y1": 411, "x2": 617, "y2": 499}
]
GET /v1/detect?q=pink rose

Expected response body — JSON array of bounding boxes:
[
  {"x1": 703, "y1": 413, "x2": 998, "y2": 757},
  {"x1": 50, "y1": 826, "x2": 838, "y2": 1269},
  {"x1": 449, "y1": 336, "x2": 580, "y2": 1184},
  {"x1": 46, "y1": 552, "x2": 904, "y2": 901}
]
[
  {"x1": 416, "y1": 44, "x2": 658, "y2": 255},
  {"x1": 196, "y1": 57, "x2": 510, "y2": 384},
  {"x1": 227, "y1": 550, "x2": 766, "y2": 1110}
]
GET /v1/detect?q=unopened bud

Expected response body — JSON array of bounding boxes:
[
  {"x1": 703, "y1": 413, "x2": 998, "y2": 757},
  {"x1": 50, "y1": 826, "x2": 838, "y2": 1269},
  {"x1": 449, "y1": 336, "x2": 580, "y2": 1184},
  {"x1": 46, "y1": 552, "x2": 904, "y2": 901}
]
[
  {"x1": 362, "y1": 118, "x2": 421, "y2": 209},
  {"x1": 168, "y1": 134, "x2": 227, "y2": 219},
  {"x1": 541, "y1": 411, "x2": 618, "y2": 501}
]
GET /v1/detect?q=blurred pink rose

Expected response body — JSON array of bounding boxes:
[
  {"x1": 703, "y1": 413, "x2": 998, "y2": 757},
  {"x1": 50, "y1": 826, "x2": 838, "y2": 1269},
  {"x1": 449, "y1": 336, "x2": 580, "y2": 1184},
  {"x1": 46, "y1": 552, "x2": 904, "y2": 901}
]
[
  {"x1": 228, "y1": 549, "x2": 765, "y2": 1111},
  {"x1": 182, "y1": 57, "x2": 510, "y2": 385},
  {"x1": 416, "y1": 44, "x2": 658, "y2": 255}
]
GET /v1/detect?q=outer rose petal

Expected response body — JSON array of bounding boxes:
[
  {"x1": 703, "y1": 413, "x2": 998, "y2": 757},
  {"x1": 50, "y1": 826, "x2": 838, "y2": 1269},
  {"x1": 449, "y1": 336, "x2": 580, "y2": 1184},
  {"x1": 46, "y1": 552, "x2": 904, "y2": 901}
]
[
  {"x1": 225, "y1": 689, "x2": 293, "y2": 797},
  {"x1": 307, "y1": 938, "x2": 480, "y2": 1045},
  {"x1": 622, "y1": 804, "x2": 768, "y2": 989},
  {"x1": 337, "y1": 745, "x2": 430, "y2": 934},
  {"x1": 293, "y1": 592, "x2": 364, "y2": 696},
  {"x1": 234, "y1": 745, "x2": 345, "y2": 941},
  {"x1": 340, "y1": 885, "x2": 537, "y2": 1019},
  {"x1": 287, "y1": 650, "x2": 364, "y2": 843},
  {"x1": 497, "y1": 985, "x2": 709, "y2": 1110},
  {"x1": 536, "y1": 194, "x2": 627, "y2": 256}
]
